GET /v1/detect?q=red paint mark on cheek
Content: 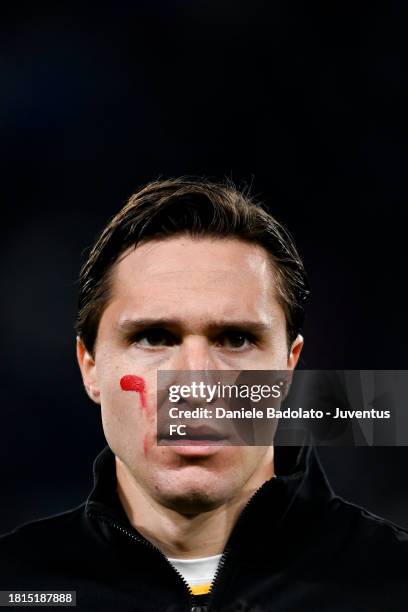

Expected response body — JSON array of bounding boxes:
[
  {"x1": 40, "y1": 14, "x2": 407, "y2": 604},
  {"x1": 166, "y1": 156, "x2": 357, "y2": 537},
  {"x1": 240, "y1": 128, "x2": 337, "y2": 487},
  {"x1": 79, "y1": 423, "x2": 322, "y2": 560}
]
[
  {"x1": 143, "y1": 435, "x2": 149, "y2": 457},
  {"x1": 120, "y1": 375, "x2": 147, "y2": 409}
]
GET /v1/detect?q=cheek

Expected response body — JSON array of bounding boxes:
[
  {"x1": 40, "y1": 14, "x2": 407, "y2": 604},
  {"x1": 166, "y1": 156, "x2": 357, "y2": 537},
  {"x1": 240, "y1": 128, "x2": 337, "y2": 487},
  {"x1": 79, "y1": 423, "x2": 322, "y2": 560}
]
[
  {"x1": 120, "y1": 374, "x2": 147, "y2": 409},
  {"x1": 118, "y1": 375, "x2": 152, "y2": 456},
  {"x1": 96, "y1": 353, "x2": 155, "y2": 414},
  {"x1": 97, "y1": 368, "x2": 157, "y2": 453},
  {"x1": 265, "y1": 333, "x2": 290, "y2": 369}
]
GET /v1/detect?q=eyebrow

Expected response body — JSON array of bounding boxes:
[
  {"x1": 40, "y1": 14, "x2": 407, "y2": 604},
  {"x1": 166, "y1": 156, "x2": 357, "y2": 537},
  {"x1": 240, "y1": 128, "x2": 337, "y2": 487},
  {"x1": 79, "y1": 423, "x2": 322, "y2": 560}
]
[{"x1": 117, "y1": 318, "x2": 271, "y2": 335}]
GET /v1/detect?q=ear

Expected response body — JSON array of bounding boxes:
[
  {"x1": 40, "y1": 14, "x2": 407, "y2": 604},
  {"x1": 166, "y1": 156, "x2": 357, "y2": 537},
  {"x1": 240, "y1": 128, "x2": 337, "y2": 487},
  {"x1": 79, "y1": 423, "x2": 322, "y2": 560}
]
[
  {"x1": 287, "y1": 334, "x2": 304, "y2": 370},
  {"x1": 76, "y1": 337, "x2": 101, "y2": 404}
]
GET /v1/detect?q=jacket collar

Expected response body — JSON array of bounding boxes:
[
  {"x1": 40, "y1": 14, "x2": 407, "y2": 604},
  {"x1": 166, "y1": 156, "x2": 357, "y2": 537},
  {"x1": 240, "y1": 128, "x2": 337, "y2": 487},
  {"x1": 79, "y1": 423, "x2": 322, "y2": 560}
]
[
  {"x1": 85, "y1": 441, "x2": 335, "y2": 546},
  {"x1": 86, "y1": 444, "x2": 130, "y2": 525}
]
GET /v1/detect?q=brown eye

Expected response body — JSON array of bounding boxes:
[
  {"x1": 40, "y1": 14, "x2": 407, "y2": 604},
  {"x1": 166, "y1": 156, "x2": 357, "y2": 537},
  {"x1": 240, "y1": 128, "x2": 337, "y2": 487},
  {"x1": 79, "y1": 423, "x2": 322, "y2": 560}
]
[
  {"x1": 133, "y1": 328, "x2": 176, "y2": 348},
  {"x1": 217, "y1": 332, "x2": 254, "y2": 350}
]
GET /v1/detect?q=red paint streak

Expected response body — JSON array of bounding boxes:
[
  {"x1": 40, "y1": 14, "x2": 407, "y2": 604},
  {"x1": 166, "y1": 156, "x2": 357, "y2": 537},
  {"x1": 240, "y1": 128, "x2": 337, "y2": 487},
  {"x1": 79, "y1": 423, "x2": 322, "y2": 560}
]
[
  {"x1": 120, "y1": 375, "x2": 146, "y2": 409},
  {"x1": 143, "y1": 435, "x2": 149, "y2": 457}
]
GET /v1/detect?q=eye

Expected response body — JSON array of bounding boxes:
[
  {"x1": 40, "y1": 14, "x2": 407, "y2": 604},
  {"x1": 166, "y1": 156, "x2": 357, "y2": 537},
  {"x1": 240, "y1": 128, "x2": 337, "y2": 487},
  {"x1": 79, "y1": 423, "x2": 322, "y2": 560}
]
[
  {"x1": 216, "y1": 331, "x2": 255, "y2": 351},
  {"x1": 132, "y1": 328, "x2": 177, "y2": 348}
]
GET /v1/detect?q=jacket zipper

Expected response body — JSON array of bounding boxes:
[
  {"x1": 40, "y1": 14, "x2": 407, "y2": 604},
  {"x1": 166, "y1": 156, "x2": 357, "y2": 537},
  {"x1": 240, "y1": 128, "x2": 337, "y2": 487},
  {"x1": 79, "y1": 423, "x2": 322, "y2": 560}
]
[
  {"x1": 203, "y1": 478, "x2": 273, "y2": 611},
  {"x1": 88, "y1": 477, "x2": 274, "y2": 612},
  {"x1": 87, "y1": 510, "x2": 202, "y2": 611}
]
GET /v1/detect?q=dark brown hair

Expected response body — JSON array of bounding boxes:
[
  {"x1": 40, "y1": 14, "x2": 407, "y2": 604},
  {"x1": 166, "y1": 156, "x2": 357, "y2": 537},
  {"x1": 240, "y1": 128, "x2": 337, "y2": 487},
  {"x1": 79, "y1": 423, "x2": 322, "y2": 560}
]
[{"x1": 76, "y1": 178, "x2": 310, "y2": 355}]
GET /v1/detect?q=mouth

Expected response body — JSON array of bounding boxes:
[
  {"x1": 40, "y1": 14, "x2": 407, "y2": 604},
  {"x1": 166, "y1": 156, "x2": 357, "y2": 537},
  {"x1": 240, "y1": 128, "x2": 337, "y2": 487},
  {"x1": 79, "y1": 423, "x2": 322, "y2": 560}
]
[{"x1": 158, "y1": 426, "x2": 230, "y2": 449}]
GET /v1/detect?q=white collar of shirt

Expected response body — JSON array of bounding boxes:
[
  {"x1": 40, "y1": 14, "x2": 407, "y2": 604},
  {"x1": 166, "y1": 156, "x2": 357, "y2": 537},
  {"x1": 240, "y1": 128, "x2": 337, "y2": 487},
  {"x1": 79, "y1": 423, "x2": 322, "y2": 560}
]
[{"x1": 167, "y1": 554, "x2": 222, "y2": 586}]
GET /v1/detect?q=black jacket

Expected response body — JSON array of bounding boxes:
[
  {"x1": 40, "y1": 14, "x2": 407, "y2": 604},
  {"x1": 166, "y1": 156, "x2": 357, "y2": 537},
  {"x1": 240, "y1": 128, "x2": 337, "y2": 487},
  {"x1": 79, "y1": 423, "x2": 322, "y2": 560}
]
[{"x1": 0, "y1": 443, "x2": 407, "y2": 612}]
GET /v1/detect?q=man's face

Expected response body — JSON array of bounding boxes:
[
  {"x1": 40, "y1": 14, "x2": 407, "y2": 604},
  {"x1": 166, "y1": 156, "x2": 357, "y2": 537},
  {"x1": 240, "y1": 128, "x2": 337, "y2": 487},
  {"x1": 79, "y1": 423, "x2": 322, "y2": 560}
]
[{"x1": 78, "y1": 236, "x2": 303, "y2": 513}]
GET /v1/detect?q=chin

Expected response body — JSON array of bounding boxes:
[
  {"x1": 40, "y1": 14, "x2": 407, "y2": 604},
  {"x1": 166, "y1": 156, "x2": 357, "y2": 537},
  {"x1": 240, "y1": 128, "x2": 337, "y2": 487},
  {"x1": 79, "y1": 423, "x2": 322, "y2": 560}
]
[
  {"x1": 152, "y1": 473, "x2": 231, "y2": 515},
  {"x1": 160, "y1": 489, "x2": 225, "y2": 515}
]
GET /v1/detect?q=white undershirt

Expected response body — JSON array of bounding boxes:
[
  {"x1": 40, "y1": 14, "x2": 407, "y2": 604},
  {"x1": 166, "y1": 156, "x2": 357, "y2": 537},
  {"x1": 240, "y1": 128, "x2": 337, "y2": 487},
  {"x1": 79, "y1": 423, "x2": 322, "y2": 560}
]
[{"x1": 167, "y1": 554, "x2": 222, "y2": 587}]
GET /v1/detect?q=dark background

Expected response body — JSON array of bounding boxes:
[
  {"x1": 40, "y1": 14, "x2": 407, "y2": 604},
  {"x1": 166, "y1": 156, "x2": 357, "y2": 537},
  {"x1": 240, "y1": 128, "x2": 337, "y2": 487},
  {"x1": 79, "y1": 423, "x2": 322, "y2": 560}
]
[{"x1": 1, "y1": 1, "x2": 407, "y2": 534}]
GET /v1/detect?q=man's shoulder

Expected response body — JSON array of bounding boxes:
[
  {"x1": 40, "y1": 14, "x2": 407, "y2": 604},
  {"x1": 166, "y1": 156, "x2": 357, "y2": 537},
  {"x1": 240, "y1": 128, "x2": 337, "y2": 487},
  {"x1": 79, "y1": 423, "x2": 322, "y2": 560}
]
[
  {"x1": 330, "y1": 494, "x2": 408, "y2": 561},
  {"x1": 0, "y1": 503, "x2": 86, "y2": 556},
  {"x1": 0, "y1": 504, "x2": 98, "y2": 589}
]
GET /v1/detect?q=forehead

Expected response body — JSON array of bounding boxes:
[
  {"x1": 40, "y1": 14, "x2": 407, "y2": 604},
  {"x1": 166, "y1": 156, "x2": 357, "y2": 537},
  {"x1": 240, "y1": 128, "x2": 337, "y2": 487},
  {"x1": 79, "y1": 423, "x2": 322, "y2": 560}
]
[{"x1": 109, "y1": 236, "x2": 283, "y2": 322}]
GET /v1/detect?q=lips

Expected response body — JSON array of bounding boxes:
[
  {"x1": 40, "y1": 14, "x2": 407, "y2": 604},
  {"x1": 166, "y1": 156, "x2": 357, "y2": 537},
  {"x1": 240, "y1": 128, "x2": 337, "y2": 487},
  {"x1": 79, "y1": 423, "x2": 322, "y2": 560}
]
[{"x1": 158, "y1": 424, "x2": 229, "y2": 444}]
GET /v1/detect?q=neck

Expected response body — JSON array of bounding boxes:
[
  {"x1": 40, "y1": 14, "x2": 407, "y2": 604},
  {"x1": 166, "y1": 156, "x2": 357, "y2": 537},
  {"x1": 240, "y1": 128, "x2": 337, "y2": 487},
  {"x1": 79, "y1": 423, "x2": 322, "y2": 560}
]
[{"x1": 115, "y1": 450, "x2": 274, "y2": 559}]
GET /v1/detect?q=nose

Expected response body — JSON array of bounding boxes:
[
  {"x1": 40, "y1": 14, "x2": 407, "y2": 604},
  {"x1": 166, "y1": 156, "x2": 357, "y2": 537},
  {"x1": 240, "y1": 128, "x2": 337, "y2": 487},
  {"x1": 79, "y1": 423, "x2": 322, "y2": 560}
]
[
  {"x1": 172, "y1": 335, "x2": 217, "y2": 372},
  {"x1": 169, "y1": 336, "x2": 220, "y2": 411}
]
